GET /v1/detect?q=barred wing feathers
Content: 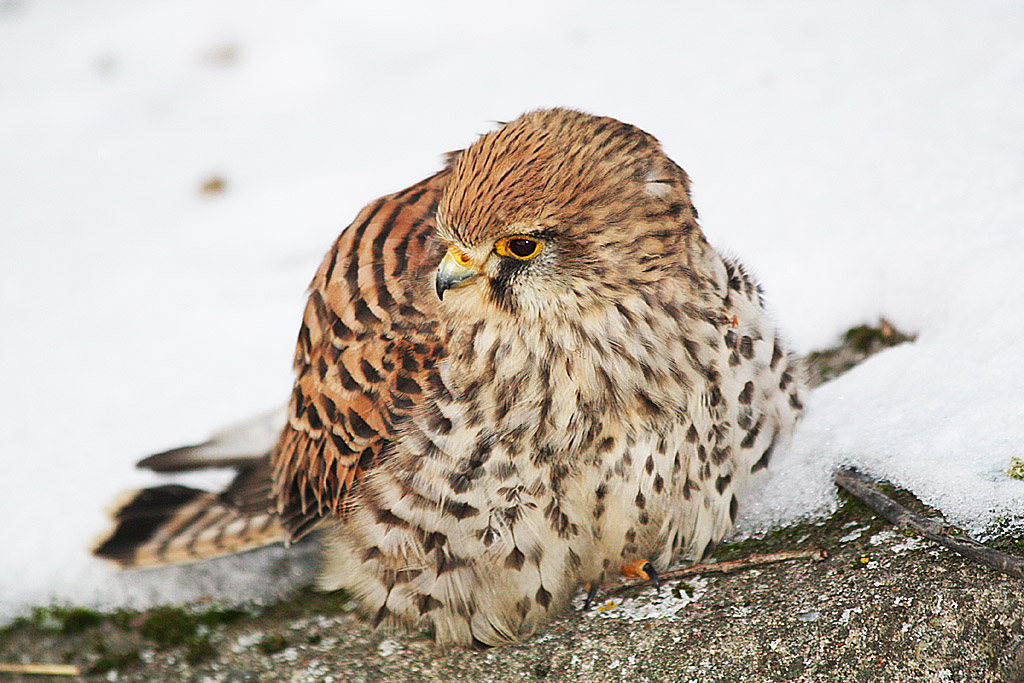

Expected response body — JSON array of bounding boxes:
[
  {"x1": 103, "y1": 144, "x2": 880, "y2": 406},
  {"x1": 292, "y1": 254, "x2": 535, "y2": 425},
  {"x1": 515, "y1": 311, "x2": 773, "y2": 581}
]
[{"x1": 95, "y1": 167, "x2": 454, "y2": 567}]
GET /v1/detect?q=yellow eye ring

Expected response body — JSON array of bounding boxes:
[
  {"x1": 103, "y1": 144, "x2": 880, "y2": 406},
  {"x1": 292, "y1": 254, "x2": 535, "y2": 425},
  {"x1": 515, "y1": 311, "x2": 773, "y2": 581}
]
[{"x1": 494, "y1": 235, "x2": 543, "y2": 260}]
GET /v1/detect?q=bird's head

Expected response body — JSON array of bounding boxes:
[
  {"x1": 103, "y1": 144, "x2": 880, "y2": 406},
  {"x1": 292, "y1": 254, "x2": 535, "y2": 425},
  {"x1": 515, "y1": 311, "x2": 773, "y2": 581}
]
[{"x1": 433, "y1": 108, "x2": 703, "y2": 323}]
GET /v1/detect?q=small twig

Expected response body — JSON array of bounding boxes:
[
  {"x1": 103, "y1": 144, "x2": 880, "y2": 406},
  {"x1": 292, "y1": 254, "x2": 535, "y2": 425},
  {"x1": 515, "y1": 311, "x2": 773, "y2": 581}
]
[
  {"x1": 835, "y1": 467, "x2": 1024, "y2": 580},
  {"x1": 609, "y1": 548, "x2": 826, "y2": 595},
  {"x1": 659, "y1": 549, "x2": 827, "y2": 580},
  {"x1": 0, "y1": 662, "x2": 82, "y2": 675}
]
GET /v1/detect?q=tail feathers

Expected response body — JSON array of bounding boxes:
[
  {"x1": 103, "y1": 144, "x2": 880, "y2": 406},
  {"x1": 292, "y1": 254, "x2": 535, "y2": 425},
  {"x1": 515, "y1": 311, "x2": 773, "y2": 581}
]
[
  {"x1": 94, "y1": 460, "x2": 294, "y2": 568},
  {"x1": 95, "y1": 408, "x2": 322, "y2": 567},
  {"x1": 137, "y1": 407, "x2": 287, "y2": 473}
]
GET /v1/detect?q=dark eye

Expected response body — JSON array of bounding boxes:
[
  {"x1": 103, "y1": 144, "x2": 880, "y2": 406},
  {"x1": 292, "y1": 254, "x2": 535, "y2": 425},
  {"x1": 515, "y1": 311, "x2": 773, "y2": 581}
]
[
  {"x1": 508, "y1": 239, "x2": 537, "y2": 257},
  {"x1": 495, "y1": 235, "x2": 543, "y2": 260}
]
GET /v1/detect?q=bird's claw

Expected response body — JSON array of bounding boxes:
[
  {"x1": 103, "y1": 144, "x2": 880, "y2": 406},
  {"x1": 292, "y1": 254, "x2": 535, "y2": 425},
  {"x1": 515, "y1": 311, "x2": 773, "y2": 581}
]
[
  {"x1": 620, "y1": 558, "x2": 661, "y2": 593},
  {"x1": 582, "y1": 582, "x2": 601, "y2": 610},
  {"x1": 642, "y1": 561, "x2": 660, "y2": 592}
]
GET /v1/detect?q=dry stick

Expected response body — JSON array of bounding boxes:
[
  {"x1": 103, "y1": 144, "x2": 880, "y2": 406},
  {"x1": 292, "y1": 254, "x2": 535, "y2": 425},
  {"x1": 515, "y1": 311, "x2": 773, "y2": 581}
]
[
  {"x1": 609, "y1": 549, "x2": 826, "y2": 595},
  {"x1": 658, "y1": 549, "x2": 827, "y2": 580},
  {"x1": 835, "y1": 467, "x2": 1024, "y2": 580},
  {"x1": 0, "y1": 662, "x2": 82, "y2": 676}
]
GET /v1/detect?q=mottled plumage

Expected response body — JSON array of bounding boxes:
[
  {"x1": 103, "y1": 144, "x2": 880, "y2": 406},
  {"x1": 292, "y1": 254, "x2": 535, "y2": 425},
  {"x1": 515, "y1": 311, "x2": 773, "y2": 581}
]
[{"x1": 95, "y1": 109, "x2": 803, "y2": 647}]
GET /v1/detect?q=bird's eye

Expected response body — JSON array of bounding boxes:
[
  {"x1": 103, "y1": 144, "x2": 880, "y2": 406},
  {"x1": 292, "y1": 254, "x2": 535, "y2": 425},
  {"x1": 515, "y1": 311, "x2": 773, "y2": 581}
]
[{"x1": 495, "y1": 235, "x2": 543, "y2": 260}]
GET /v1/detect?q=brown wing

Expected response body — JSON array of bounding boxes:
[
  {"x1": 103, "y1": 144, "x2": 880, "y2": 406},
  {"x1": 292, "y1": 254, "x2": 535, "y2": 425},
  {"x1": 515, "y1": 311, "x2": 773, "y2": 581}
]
[
  {"x1": 272, "y1": 167, "x2": 452, "y2": 539},
  {"x1": 94, "y1": 167, "x2": 454, "y2": 567}
]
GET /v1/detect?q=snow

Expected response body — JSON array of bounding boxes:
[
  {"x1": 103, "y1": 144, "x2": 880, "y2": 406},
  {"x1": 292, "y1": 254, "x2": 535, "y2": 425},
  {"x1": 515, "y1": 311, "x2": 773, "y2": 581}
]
[{"x1": 1, "y1": 0, "x2": 1023, "y2": 621}]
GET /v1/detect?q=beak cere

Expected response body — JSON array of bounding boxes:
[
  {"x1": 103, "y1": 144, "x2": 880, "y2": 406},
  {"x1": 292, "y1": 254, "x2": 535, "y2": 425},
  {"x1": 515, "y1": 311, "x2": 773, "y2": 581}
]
[{"x1": 435, "y1": 247, "x2": 479, "y2": 300}]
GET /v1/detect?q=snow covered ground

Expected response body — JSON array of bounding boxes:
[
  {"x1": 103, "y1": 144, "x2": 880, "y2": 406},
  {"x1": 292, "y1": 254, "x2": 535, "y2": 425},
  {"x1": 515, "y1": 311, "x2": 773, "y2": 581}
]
[{"x1": 1, "y1": 0, "x2": 1022, "y2": 621}]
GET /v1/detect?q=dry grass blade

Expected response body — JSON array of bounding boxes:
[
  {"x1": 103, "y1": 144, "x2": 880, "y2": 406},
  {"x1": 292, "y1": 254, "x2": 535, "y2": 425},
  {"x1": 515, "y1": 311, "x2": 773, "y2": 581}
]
[{"x1": 0, "y1": 662, "x2": 82, "y2": 675}]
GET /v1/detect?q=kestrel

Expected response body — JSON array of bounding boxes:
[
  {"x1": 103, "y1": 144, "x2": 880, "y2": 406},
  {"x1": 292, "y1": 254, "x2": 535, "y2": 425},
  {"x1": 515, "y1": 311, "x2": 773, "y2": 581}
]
[{"x1": 96, "y1": 108, "x2": 804, "y2": 647}]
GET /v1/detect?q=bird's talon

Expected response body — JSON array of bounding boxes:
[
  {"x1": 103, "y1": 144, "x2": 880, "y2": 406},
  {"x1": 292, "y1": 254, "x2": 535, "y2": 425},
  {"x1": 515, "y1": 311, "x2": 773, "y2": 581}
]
[
  {"x1": 621, "y1": 558, "x2": 660, "y2": 592},
  {"x1": 582, "y1": 582, "x2": 601, "y2": 610},
  {"x1": 643, "y1": 561, "x2": 660, "y2": 592}
]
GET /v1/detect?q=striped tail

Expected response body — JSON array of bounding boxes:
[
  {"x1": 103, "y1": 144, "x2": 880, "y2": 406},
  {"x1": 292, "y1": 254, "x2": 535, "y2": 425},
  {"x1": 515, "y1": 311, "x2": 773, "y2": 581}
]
[
  {"x1": 93, "y1": 476, "x2": 287, "y2": 568},
  {"x1": 94, "y1": 409, "x2": 299, "y2": 568}
]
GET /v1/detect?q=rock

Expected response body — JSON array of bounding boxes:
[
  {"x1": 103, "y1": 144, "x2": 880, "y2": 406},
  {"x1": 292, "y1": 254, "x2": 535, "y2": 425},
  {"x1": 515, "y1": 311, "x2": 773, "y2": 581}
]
[
  {"x1": 2, "y1": 526, "x2": 1019, "y2": 682},
  {"x1": 4, "y1": 320, "x2": 1016, "y2": 682}
]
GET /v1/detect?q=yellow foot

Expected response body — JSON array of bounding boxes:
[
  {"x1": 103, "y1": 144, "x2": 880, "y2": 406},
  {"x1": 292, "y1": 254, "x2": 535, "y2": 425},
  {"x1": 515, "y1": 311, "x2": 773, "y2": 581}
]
[{"x1": 620, "y1": 559, "x2": 661, "y2": 589}]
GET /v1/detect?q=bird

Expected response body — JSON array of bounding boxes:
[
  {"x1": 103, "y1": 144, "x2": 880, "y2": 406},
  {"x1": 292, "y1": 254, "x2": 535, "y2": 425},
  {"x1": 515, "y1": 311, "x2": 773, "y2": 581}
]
[{"x1": 94, "y1": 108, "x2": 804, "y2": 647}]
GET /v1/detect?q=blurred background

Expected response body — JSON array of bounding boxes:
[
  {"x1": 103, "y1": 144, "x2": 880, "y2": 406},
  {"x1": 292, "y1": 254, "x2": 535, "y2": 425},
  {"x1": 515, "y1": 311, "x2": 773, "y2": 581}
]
[{"x1": 1, "y1": 0, "x2": 1022, "y2": 619}]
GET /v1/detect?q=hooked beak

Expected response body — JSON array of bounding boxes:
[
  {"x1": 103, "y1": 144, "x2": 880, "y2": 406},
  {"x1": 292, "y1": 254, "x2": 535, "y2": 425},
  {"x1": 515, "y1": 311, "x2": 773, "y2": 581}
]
[{"x1": 435, "y1": 246, "x2": 479, "y2": 300}]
